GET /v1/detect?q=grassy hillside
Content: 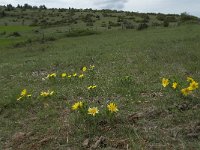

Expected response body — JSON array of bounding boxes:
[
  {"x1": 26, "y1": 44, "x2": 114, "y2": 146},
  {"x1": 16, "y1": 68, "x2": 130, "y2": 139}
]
[{"x1": 0, "y1": 6, "x2": 200, "y2": 150}]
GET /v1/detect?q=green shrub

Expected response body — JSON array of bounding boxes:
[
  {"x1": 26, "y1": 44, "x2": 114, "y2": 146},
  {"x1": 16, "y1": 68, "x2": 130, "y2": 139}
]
[
  {"x1": 180, "y1": 12, "x2": 199, "y2": 22},
  {"x1": 152, "y1": 22, "x2": 162, "y2": 27},
  {"x1": 163, "y1": 20, "x2": 169, "y2": 27},
  {"x1": 166, "y1": 16, "x2": 177, "y2": 22},
  {"x1": 86, "y1": 22, "x2": 94, "y2": 26},
  {"x1": 66, "y1": 29, "x2": 99, "y2": 37},
  {"x1": 156, "y1": 13, "x2": 166, "y2": 21},
  {"x1": 137, "y1": 23, "x2": 148, "y2": 30},
  {"x1": 9, "y1": 32, "x2": 21, "y2": 37},
  {"x1": 108, "y1": 21, "x2": 121, "y2": 27},
  {"x1": 101, "y1": 21, "x2": 107, "y2": 27},
  {"x1": 0, "y1": 31, "x2": 6, "y2": 35}
]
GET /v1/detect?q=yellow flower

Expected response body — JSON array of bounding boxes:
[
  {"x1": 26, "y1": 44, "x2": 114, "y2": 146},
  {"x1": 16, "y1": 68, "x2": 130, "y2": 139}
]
[
  {"x1": 21, "y1": 89, "x2": 27, "y2": 96},
  {"x1": 61, "y1": 73, "x2": 67, "y2": 78},
  {"x1": 172, "y1": 82, "x2": 178, "y2": 89},
  {"x1": 181, "y1": 88, "x2": 191, "y2": 96},
  {"x1": 162, "y1": 78, "x2": 169, "y2": 87},
  {"x1": 72, "y1": 101, "x2": 83, "y2": 110},
  {"x1": 188, "y1": 81, "x2": 198, "y2": 91},
  {"x1": 40, "y1": 91, "x2": 49, "y2": 97},
  {"x1": 107, "y1": 102, "x2": 118, "y2": 113},
  {"x1": 90, "y1": 65, "x2": 95, "y2": 70},
  {"x1": 88, "y1": 107, "x2": 99, "y2": 116},
  {"x1": 68, "y1": 75, "x2": 72, "y2": 78},
  {"x1": 17, "y1": 89, "x2": 31, "y2": 101},
  {"x1": 87, "y1": 85, "x2": 97, "y2": 90},
  {"x1": 87, "y1": 85, "x2": 93, "y2": 90},
  {"x1": 187, "y1": 77, "x2": 194, "y2": 82},
  {"x1": 47, "y1": 73, "x2": 56, "y2": 78},
  {"x1": 79, "y1": 74, "x2": 84, "y2": 78},
  {"x1": 40, "y1": 90, "x2": 54, "y2": 97},
  {"x1": 73, "y1": 73, "x2": 77, "y2": 77},
  {"x1": 82, "y1": 66, "x2": 87, "y2": 72}
]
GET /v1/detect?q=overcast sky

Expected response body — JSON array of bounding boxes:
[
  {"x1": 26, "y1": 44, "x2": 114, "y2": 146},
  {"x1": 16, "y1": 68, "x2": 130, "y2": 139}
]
[{"x1": 1, "y1": 0, "x2": 200, "y2": 17}]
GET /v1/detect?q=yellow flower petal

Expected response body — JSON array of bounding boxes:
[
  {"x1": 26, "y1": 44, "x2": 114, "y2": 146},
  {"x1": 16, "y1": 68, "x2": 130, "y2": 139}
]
[
  {"x1": 172, "y1": 82, "x2": 178, "y2": 89},
  {"x1": 162, "y1": 78, "x2": 169, "y2": 87},
  {"x1": 181, "y1": 88, "x2": 191, "y2": 96},
  {"x1": 88, "y1": 107, "x2": 99, "y2": 116},
  {"x1": 61, "y1": 73, "x2": 67, "y2": 78},
  {"x1": 107, "y1": 103, "x2": 119, "y2": 113},
  {"x1": 82, "y1": 66, "x2": 87, "y2": 72}
]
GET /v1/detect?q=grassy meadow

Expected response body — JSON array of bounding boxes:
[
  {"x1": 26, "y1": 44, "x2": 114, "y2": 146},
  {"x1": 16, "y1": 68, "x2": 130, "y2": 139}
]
[{"x1": 0, "y1": 6, "x2": 200, "y2": 149}]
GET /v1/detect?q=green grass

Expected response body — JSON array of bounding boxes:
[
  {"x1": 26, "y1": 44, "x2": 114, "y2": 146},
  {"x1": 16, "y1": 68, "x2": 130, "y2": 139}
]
[
  {"x1": 0, "y1": 25, "x2": 34, "y2": 32},
  {"x1": 0, "y1": 24, "x2": 200, "y2": 149}
]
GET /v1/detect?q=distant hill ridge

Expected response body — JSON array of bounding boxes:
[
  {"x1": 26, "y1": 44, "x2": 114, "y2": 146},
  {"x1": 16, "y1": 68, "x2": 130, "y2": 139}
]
[{"x1": 0, "y1": 3, "x2": 199, "y2": 29}]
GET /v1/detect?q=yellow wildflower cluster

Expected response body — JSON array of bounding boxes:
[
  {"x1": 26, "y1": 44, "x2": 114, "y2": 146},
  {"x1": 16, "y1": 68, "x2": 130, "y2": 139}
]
[
  {"x1": 89, "y1": 65, "x2": 95, "y2": 70},
  {"x1": 17, "y1": 65, "x2": 95, "y2": 101},
  {"x1": 47, "y1": 73, "x2": 56, "y2": 79},
  {"x1": 181, "y1": 77, "x2": 198, "y2": 96},
  {"x1": 162, "y1": 77, "x2": 198, "y2": 96},
  {"x1": 40, "y1": 90, "x2": 54, "y2": 97},
  {"x1": 82, "y1": 65, "x2": 95, "y2": 72},
  {"x1": 61, "y1": 73, "x2": 84, "y2": 79},
  {"x1": 17, "y1": 89, "x2": 31, "y2": 101},
  {"x1": 72, "y1": 102, "x2": 119, "y2": 117},
  {"x1": 44, "y1": 65, "x2": 94, "y2": 81},
  {"x1": 72, "y1": 101, "x2": 83, "y2": 110}
]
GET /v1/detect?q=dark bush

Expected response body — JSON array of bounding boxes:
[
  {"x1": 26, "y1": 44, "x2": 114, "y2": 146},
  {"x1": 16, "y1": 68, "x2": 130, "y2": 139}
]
[
  {"x1": 96, "y1": 15, "x2": 100, "y2": 20},
  {"x1": 30, "y1": 19, "x2": 38, "y2": 26},
  {"x1": 9, "y1": 32, "x2": 21, "y2": 37},
  {"x1": 108, "y1": 25, "x2": 111, "y2": 29},
  {"x1": 123, "y1": 20, "x2": 135, "y2": 29},
  {"x1": 0, "y1": 11, "x2": 6, "y2": 17},
  {"x1": 86, "y1": 22, "x2": 94, "y2": 26},
  {"x1": 45, "y1": 36, "x2": 56, "y2": 41},
  {"x1": 140, "y1": 14, "x2": 150, "y2": 20},
  {"x1": 152, "y1": 22, "x2": 162, "y2": 27},
  {"x1": 180, "y1": 12, "x2": 199, "y2": 22},
  {"x1": 137, "y1": 23, "x2": 148, "y2": 30},
  {"x1": 166, "y1": 16, "x2": 177, "y2": 22},
  {"x1": 108, "y1": 21, "x2": 121, "y2": 27},
  {"x1": 101, "y1": 21, "x2": 107, "y2": 27},
  {"x1": 66, "y1": 29, "x2": 99, "y2": 37},
  {"x1": 163, "y1": 20, "x2": 169, "y2": 27},
  {"x1": 156, "y1": 13, "x2": 166, "y2": 21},
  {"x1": 0, "y1": 31, "x2": 6, "y2": 35},
  {"x1": 117, "y1": 16, "x2": 124, "y2": 22}
]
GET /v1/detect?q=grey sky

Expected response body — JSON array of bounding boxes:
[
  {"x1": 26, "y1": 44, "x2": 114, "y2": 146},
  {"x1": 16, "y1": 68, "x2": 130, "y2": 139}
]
[{"x1": 0, "y1": 0, "x2": 200, "y2": 17}]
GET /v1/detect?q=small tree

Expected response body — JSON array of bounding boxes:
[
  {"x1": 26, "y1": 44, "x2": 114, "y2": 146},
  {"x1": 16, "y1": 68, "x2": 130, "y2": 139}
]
[
  {"x1": 39, "y1": 5, "x2": 47, "y2": 10},
  {"x1": 5, "y1": 4, "x2": 14, "y2": 11},
  {"x1": 0, "y1": 11, "x2": 6, "y2": 18},
  {"x1": 163, "y1": 20, "x2": 169, "y2": 27},
  {"x1": 180, "y1": 12, "x2": 198, "y2": 22},
  {"x1": 137, "y1": 23, "x2": 148, "y2": 30}
]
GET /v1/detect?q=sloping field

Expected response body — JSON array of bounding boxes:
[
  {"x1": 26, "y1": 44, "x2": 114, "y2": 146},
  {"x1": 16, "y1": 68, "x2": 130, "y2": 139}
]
[{"x1": 0, "y1": 25, "x2": 200, "y2": 149}]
